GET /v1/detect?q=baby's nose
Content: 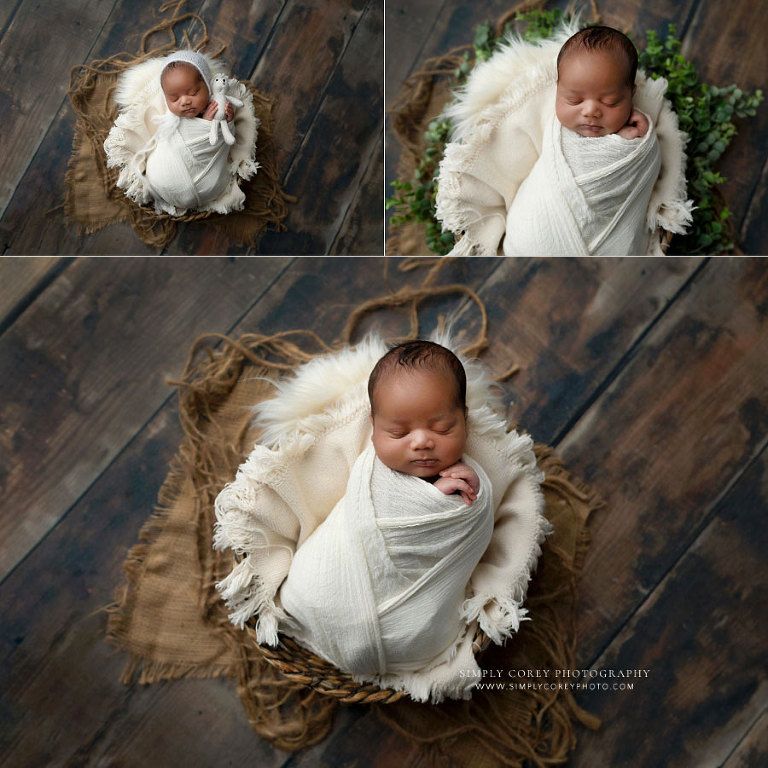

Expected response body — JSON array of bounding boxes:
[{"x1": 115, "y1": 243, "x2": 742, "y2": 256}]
[
  {"x1": 582, "y1": 100, "x2": 601, "y2": 116},
  {"x1": 410, "y1": 430, "x2": 433, "y2": 448}
]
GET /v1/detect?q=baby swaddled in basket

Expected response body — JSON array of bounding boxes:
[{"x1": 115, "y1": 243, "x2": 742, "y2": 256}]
[
  {"x1": 213, "y1": 337, "x2": 549, "y2": 703},
  {"x1": 436, "y1": 24, "x2": 694, "y2": 255},
  {"x1": 280, "y1": 342, "x2": 495, "y2": 699},
  {"x1": 104, "y1": 50, "x2": 260, "y2": 216}
]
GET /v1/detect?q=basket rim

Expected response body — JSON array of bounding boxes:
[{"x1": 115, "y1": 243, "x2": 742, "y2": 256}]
[{"x1": 244, "y1": 616, "x2": 490, "y2": 705}]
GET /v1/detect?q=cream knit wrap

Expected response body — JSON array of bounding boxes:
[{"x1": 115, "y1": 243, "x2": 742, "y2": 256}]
[{"x1": 213, "y1": 335, "x2": 550, "y2": 703}]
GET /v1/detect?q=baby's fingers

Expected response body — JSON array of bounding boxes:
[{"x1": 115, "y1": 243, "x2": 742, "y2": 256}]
[
  {"x1": 459, "y1": 487, "x2": 476, "y2": 505},
  {"x1": 453, "y1": 478, "x2": 477, "y2": 504}
]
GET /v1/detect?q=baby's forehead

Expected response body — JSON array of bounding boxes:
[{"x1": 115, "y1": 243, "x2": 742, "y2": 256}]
[
  {"x1": 161, "y1": 62, "x2": 202, "y2": 85},
  {"x1": 559, "y1": 46, "x2": 630, "y2": 77},
  {"x1": 372, "y1": 366, "x2": 460, "y2": 404}
]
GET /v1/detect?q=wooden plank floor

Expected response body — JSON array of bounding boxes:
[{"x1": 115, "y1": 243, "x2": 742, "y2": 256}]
[
  {"x1": 1, "y1": 255, "x2": 766, "y2": 767},
  {"x1": 385, "y1": 0, "x2": 768, "y2": 254},
  {"x1": 0, "y1": 0, "x2": 383, "y2": 255}
]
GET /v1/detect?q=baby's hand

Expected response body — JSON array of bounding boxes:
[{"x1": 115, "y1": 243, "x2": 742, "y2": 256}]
[
  {"x1": 617, "y1": 108, "x2": 649, "y2": 140},
  {"x1": 201, "y1": 101, "x2": 235, "y2": 122},
  {"x1": 434, "y1": 461, "x2": 480, "y2": 505}
]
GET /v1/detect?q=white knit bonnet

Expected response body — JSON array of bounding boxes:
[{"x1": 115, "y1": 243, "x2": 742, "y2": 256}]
[{"x1": 160, "y1": 49, "x2": 212, "y2": 93}]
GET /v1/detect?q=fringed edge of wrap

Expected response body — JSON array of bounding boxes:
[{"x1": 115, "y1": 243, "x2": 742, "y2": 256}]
[
  {"x1": 369, "y1": 622, "x2": 482, "y2": 705},
  {"x1": 463, "y1": 426, "x2": 552, "y2": 644},
  {"x1": 214, "y1": 554, "x2": 288, "y2": 643},
  {"x1": 435, "y1": 63, "x2": 556, "y2": 256}
]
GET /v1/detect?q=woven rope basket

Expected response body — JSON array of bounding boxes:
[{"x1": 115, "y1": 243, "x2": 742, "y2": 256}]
[{"x1": 243, "y1": 617, "x2": 491, "y2": 704}]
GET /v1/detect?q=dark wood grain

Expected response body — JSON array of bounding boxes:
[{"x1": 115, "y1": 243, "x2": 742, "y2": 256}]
[
  {"x1": 556, "y1": 258, "x2": 768, "y2": 663},
  {"x1": 249, "y1": 0, "x2": 370, "y2": 174},
  {"x1": 0, "y1": 257, "x2": 65, "y2": 327},
  {"x1": 723, "y1": 711, "x2": 768, "y2": 768},
  {"x1": 740, "y1": 154, "x2": 768, "y2": 255},
  {"x1": 233, "y1": 256, "x2": 499, "y2": 342},
  {"x1": 569, "y1": 446, "x2": 768, "y2": 767},
  {"x1": 197, "y1": 0, "x2": 285, "y2": 77},
  {"x1": 330, "y1": 128, "x2": 384, "y2": 255},
  {"x1": 0, "y1": 1, "x2": 19, "y2": 35},
  {"x1": 256, "y1": 0, "x2": 383, "y2": 255},
  {"x1": 0, "y1": 403, "x2": 286, "y2": 768},
  {"x1": 0, "y1": 256, "x2": 290, "y2": 579},
  {"x1": 0, "y1": 0, "x2": 117, "y2": 218},
  {"x1": 453, "y1": 257, "x2": 705, "y2": 444},
  {"x1": 290, "y1": 708, "x2": 416, "y2": 767},
  {"x1": 383, "y1": 0, "x2": 444, "y2": 109}
]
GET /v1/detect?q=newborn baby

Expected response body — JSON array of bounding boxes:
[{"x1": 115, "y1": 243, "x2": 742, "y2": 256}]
[
  {"x1": 160, "y1": 56, "x2": 234, "y2": 122},
  {"x1": 213, "y1": 335, "x2": 550, "y2": 702},
  {"x1": 104, "y1": 49, "x2": 259, "y2": 217},
  {"x1": 278, "y1": 341, "x2": 495, "y2": 699},
  {"x1": 555, "y1": 25, "x2": 648, "y2": 140},
  {"x1": 369, "y1": 340, "x2": 480, "y2": 505},
  {"x1": 502, "y1": 25, "x2": 661, "y2": 255},
  {"x1": 143, "y1": 51, "x2": 235, "y2": 214}
]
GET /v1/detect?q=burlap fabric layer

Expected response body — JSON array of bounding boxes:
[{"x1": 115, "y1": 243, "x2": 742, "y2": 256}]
[
  {"x1": 65, "y1": 0, "x2": 291, "y2": 250},
  {"x1": 106, "y1": 271, "x2": 602, "y2": 766}
]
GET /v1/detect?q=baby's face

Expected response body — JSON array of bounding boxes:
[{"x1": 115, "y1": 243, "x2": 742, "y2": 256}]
[
  {"x1": 161, "y1": 64, "x2": 210, "y2": 118},
  {"x1": 556, "y1": 50, "x2": 633, "y2": 137},
  {"x1": 370, "y1": 369, "x2": 467, "y2": 478}
]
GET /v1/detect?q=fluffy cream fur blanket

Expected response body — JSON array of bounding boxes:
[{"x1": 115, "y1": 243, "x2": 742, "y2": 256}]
[
  {"x1": 435, "y1": 20, "x2": 694, "y2": 255},
  {"x1": 213, "y1": 334, "x2": 550, "y2": 702},
  {"x1": 103, "y1": 52, "x2": 260, "y2": 216}
]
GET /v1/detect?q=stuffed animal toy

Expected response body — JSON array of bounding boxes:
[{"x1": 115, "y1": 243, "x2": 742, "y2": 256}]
[{"x1": 209, "y1": 73, "x2": 244, "y2": 146}]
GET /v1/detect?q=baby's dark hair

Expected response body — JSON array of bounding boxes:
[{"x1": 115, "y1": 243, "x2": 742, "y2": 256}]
[
  {"x1": 557, "y1": 26, "x2": 638, "y2": 88},
  {"x1": 368, "y1": 340, "x2": 467, "y2": 415},
  {"x1": 161, "y1": 60, "x2": 202, "y2": 85}
]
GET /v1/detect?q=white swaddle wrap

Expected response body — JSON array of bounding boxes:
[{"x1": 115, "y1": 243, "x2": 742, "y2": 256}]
[
  {"x1": 279, "y1": 446, "x2": 494, "y2": 699},
  {"x1": 502, "y1": 113, "x2": 661, "y2": 255},
  {"x1": 144, "y1": 115, "x2": 234, "y2": 213},
  {"x1": 104, "y1": 50, "x2": 260, "y2": 216}
]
